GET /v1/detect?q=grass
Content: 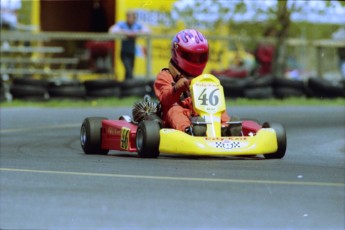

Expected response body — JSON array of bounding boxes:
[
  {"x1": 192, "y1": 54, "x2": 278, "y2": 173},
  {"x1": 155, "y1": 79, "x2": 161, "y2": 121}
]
[{"x1": 1, "y1": 97, "x2": 344, "y2": 108}]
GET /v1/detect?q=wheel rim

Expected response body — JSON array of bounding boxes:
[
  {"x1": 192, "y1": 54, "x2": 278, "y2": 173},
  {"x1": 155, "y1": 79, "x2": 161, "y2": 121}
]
[
  {"x1": 136, "y1": 128, "x2": 143, "y2": 151},
  {"x1": 80, "y1": 125, "x2": 86, "y2": 147}
]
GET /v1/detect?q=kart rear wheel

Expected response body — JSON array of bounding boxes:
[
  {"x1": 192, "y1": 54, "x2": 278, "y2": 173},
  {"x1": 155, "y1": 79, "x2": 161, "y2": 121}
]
[
  {"x1": 136, "y1": 120, "x2": 160, "y2": 158},
  {"x1": 262, "y1": 122, "x2": 287, "y2": 159},
  {"x1": 80, "y1": 117, "x2": 109, "y2": 155}
]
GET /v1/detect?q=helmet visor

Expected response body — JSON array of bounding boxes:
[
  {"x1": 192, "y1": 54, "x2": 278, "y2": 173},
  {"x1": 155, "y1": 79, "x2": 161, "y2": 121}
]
[{"x1": 179, "y1": 50, "x2": 209, "y2": 64}]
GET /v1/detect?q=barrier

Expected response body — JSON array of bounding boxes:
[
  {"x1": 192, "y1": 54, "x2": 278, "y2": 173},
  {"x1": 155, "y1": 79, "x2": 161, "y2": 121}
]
[
  {"x1": 1, "y1": 31, "x2": 344, "y2": 79},
  {"x1": 1, "y1": 31, "x2": 344, "y2": 101}
]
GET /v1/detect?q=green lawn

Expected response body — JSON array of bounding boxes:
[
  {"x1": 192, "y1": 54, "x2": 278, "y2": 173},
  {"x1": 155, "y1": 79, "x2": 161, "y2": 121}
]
[{"x1": 1, "y1": 97, "x2": 344, "y2": 108}]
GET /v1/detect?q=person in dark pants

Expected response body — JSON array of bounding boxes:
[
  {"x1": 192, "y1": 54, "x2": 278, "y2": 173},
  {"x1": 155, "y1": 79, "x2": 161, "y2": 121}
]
[{"x1": 109, "y1": 11, "x2": 150, "y2": 80}]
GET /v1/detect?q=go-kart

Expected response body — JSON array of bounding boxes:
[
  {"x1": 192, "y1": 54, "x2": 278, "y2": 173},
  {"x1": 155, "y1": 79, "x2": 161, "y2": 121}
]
[{"x1": 80, "y1": 74, "x2": 286, "y2": 159}]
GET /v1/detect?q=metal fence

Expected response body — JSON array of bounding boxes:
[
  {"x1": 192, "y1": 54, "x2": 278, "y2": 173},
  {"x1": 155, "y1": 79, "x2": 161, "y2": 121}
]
[
  {"x1": 1, "y1": 31, "x2": 344, "y2": 79},
  {"x1": 1, "y1": 31, "x2": 344, "y2": 101}
]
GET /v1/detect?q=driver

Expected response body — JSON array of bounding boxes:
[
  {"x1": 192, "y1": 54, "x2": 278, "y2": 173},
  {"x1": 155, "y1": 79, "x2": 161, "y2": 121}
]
[{"x1": 154, "y1": 29, "x2": 233, "y2": 135}]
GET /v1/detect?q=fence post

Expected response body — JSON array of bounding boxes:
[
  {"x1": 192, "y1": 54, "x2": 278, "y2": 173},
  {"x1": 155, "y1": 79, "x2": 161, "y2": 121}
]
[
  {"x1": 316, "y1": 46, "x2": 323, "y2": 78},
  {"x1": 146, "y1": 36, "x2": 152, "y2": 79}
]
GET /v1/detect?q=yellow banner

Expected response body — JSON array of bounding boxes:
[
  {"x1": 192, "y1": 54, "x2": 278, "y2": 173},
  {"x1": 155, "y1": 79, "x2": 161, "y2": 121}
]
[{"x1": 114, "y1": 0, "x2": 240, "y2": 81}]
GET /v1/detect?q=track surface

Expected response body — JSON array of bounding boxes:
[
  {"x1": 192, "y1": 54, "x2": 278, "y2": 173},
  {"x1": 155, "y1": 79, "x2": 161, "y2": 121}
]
[{"x1": 1, "y1": 106, "x2": 344, "y2": 229}]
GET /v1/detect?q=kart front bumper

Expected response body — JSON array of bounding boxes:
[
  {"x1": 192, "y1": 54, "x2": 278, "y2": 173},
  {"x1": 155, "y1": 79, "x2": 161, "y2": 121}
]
[{"x1": 159, "y1": 128, "x2": 278, "y2": 156}]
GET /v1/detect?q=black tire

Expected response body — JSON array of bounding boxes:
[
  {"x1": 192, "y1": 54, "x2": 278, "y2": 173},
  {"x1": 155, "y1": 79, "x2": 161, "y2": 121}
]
[
  {"x1": 340, "y1": 79, "x2": 345, "y2": 89},
  {"x1": 49, "y1": 86, "x2": 86, "y2": 98},
  {"x1": 48, "y1": 79, "x2": 82, "y2": 88},
  {"x1": 12, "y1": 78, "x2": 50, "y2": 88},
  {"x1": 246, "y1": 76, "x2": 273, "y2": 88},
  {"x1": 146, "y1": 79, "x2": 156, "y2": 97},
  {"x1": 84, "y1": 79, "x2": 121, "y2": 90},
  {"x1": 304, "y1": 85, "x2": 324, "y2": 98},
  {"x1": 10, "y1": 85, "x2": 49, "y2": 100},
  {"x1": 86, "y1": 87, "x2": 121, "y2": 98},
  {"x1": 244, "y1": 87, "x2": 274, "y2": 99},
  {"x1": 218, "y1": 76, "x2": 250, "y2": 88},
  {"x1": 80, "y1": 117, "x2": 109, "y2": 155},
  {"x1": 307, "y1": 78, "x2": 345, "y2": 98},
  {"x1": 147, "y1": 78, "x2": 155, "y2": 88},
  {"x1": 0, "y1": 85, "x2": 6, "y2": 102},
  {"x1": 223, "y1": 86, "x2": 244, "y2": 98},
  {"x1": 120, "y1": 78, "x2": 148, "y2": 89},
  {"x1": 136, "y1": 120, "x2": 160, "y2": 158},
  {"x1": 218, "y1": 77, "x2": 247, "y2": 98},
  {"x1": 121, "y1": 86, "x2": 151, "y2": 98},
  {"x1": 274, "y1": 87, "x2": 305, "y2": 99},
  {"x1": 273, "y1": 77, "x2": 305, "y2": 90},
  {"x1": 262, "y1": 122, "x2": 287, "y2": 159}
]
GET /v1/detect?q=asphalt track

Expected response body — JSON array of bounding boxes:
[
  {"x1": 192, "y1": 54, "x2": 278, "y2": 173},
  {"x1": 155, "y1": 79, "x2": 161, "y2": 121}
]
[{"x1": 0, "y1": 106, "x2": 344, "y2": 230}]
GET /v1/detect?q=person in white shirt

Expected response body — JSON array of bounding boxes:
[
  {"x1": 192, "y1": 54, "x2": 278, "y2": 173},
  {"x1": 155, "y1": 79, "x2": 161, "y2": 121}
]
[{"x1": 109, "y1": 11, "x2": 150, "y2": 80}]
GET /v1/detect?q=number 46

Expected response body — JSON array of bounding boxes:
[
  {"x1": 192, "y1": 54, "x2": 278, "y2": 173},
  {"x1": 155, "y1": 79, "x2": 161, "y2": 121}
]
[{"x1": 198, "y1": 88, "x2": 219, "y2": 106}]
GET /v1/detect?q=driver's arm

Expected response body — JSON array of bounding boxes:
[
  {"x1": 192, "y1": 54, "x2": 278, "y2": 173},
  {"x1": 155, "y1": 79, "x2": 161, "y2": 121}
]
[{"x1": 154, "y1": 70, "x2": 182, "y2": 108}]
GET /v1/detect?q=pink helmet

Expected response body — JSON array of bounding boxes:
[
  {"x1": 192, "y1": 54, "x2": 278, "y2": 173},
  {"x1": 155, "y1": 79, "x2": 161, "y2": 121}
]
[{"x1": 171, "y1": 29, "x2": 209, "y2": 77}]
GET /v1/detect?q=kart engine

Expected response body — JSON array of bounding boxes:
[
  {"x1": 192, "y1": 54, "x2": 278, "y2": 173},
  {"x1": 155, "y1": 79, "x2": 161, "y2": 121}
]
[{"x1": 132, "y1": 95, "x2": 161, "y2": 123}]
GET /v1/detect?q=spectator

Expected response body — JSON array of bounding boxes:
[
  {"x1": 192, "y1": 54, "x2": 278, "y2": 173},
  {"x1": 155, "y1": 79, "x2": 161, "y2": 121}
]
[
  {"x1": 109, "y1": 10, "x2": 150, "y2": 80},
  {"x1": 254, "y1": 27, "x2": 276, "y2": 76},
  {"x1": 0, "y1": 0, "x2": 21, "y2": 30}
]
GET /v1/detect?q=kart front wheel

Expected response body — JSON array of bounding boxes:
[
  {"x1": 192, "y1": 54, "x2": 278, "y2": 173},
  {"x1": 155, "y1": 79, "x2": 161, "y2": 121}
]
[
  {"x1": 262, "y1": 122, "x2": 287, "y2": 159},
  {"x1": 80, "y1": 117, "x2": 109, "y2": 155},
  {"x1": 136, "y1": 120, "x2": 160, "y2": 158}
]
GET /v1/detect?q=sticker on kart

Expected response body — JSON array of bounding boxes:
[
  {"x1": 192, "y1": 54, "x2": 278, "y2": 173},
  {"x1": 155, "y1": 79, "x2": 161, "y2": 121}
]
[
  {"x1": 207, "y1": 139, "x2": 248, "y2": 150},
  {"x1": 193, "y1": 82, "x2": 225, "y2": 114},
  {"x1": 120, "y1": 127, "x2": 130, "y2": 150}
]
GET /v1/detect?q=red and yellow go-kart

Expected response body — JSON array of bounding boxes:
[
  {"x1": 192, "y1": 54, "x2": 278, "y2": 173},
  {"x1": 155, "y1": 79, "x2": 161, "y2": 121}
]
[{"x1": 80, "y1": 74, "x2": 286, "y2": 159}]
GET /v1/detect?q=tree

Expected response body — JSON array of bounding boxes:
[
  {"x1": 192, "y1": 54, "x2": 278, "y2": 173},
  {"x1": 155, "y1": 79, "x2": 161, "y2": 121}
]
[
  {"x1": 272, "y1": 0, "x2": 292, "y2": 77},
  {"x1": 172, "y1": 0, "x2": 345, "y2": 77},
  {"x1": 258, "y1": 0, "x2": 345, "y2": 77}
]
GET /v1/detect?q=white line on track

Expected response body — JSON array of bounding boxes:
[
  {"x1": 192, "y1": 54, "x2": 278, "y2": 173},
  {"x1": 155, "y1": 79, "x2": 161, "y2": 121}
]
[
  {"x1": 0, "y1": 124, "x2": 80, "y2": 134},
  {"x1": 1, "y1": 167, "x2": 344, "y2": 187}
]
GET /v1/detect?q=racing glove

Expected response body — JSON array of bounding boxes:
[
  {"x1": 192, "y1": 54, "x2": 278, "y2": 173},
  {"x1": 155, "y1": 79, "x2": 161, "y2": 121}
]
[{"x1": 174, "y1": 78, "x2": 189, "y2": 93}]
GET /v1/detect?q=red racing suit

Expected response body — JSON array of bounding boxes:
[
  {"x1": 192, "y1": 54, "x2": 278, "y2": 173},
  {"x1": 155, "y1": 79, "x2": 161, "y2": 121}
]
[{"x1": 154, "y1": 67, "x2": 230, "y2": 131}]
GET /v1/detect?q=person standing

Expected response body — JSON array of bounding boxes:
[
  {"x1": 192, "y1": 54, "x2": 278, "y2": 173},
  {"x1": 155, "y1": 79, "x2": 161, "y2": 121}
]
[{"x1": 109, "y1": 11, "x2": 150, "y2": 80}]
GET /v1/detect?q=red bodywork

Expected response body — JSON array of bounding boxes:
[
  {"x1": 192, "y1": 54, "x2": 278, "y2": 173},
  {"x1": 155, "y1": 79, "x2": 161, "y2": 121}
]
[
  {"x1": 100, "y1": 119, "x2": 262, "y2": 152},
  {"x1": 101, "y1": 120, "x2": 138, "y2": 152}
]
